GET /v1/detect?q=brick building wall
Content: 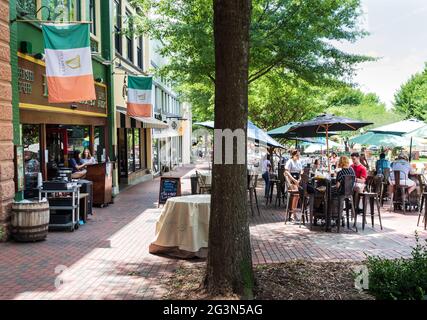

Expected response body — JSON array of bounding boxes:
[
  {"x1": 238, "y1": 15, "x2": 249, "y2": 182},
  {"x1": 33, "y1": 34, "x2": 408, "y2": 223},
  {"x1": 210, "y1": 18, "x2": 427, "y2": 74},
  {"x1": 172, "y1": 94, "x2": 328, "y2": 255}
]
[{"x1": 0, "y1": 0, "x2": 14, "y2": 241}]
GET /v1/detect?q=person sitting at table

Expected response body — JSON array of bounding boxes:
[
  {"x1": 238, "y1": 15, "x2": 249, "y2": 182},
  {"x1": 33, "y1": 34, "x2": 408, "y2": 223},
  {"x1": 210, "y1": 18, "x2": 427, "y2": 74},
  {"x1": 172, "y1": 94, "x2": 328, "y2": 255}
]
[
  {"x1": 375, "y1": 152, "x2": 390, "y2": 176},
  {"x1": 262, "y1": 154, "x2": 272, "y2": 198},
  {"x1": 332, "y1": 156, "x2": 356, "y2": 196},
  {"x1": 81, "y1": 148, "x2": 97, "y2": 165},
  {"x1": 350, "y1": 152, "x2": 367, "y2": 211},
  {"x1": 312, "y1": 159, "x2": 321, "y2": 173},
  {"x1": 285, "y1": 150, "x2": 303, "y2": 182},
  {"x1": 69, "y1": 150, "x2": 88, "y2": 179},
  {"x1": 330, "y1": 152, "x2": 338, "y2": 170},
  {"x1": 389, "y1": 153, "x2": 416, "y2": 195}
]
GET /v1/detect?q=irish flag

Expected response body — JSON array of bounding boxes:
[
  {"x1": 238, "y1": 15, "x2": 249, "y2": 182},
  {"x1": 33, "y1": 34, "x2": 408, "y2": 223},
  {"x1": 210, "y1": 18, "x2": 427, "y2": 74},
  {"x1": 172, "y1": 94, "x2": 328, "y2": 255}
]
[
  {"x1": 127, "y1": 76, "x2": 153, "y2": 117},
  {"x1": 42, "y1": 24, "x2": 96, "y2": 103}
]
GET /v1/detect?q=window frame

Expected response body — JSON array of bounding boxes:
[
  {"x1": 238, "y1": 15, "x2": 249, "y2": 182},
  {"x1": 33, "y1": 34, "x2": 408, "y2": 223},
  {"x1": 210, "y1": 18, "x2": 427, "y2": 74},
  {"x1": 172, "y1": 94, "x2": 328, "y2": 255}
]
[{"x1": 114, "y1": 0, "x2": 122, "y2": 55}]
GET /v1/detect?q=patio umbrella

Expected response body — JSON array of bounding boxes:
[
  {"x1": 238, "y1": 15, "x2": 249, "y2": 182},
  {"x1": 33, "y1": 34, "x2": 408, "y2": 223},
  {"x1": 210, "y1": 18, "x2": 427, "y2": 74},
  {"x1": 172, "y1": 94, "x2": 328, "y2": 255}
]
[
  {"x1": 194, "y1": 120, "x2": 284, "y2": 148},
  {"x1": 288, "y1": 114, "x2": 373, "y2": 172},
  {"x1": 267, "y1": 122, "x2": 337, "y2": 139},
  {"x1": 349, "y1": 132, "x2": 411, "y2": 147}
]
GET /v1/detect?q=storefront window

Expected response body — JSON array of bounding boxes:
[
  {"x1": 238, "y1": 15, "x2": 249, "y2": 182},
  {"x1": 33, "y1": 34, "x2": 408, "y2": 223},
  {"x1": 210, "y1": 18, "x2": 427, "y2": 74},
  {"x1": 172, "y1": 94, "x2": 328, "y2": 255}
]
[
  {"x1": 22, "y1": 124, "x2": 41, "y2": 195},
  {"x1": 94, "y1": 126, "x2": 106, "y2": 163},
  {"x1": 134, "y1": 129, "x2": 141, "y2": 170},
  {"x1": 153, "y1": 138, "x2": 159, "y2": 173},
  {"x1": 127, "y1": 129, "x2": 135, "y2": 173},
  {"x1": 67, "y1": 126, "x2": 90, "y2": 153}
]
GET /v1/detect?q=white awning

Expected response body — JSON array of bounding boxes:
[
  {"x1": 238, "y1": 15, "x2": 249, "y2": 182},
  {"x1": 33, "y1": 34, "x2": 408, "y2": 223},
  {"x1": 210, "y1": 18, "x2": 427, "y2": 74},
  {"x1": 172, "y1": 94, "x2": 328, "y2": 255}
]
[{"x1": 117, "y1": 109, "x2": 168, "y2": 129}]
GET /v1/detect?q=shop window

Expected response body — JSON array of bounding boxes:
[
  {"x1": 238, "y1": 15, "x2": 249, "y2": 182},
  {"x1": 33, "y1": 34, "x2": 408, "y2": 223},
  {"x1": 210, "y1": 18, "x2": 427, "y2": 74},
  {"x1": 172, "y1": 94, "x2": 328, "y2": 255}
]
[
  {"x1": 67, "y1": 126, "x2": 90, "y2": 154},
  {"x1": 118, "y1": 128, "x2": 127, "y2": 177},
  {"x1": 94, "y1": 126, "x2": 106, "y2": 163},
  {"x1": 134, "y1": 129, "x2": 141, "y2": 170},
  {"x1": 137, "y1": 36, "x2": 143, "y2": 69},
  {"x1": 127, "y1": 128, "x2": 135, "y2": 173},
  {"x1": 89, "y1": 0, "x2": 96, "y2": 35},
  {"x1": 125, "y1": 9, "x2": 134, "y2": 62},
  {"x1": 17, "y1": 0, "x2": 37, "y2": 18},
  {"x1": 114, "y1": 0, "x2": 122, "y2": 55},
  {"x1": 23, "y1": 124, "x2": 41, "y2": 196},
  {"x1": 153, "y1": 138, "x2": 159, "y2": 173},
  {"x1": 44, "y1": 0, "x2": 80, "y2": 22}
]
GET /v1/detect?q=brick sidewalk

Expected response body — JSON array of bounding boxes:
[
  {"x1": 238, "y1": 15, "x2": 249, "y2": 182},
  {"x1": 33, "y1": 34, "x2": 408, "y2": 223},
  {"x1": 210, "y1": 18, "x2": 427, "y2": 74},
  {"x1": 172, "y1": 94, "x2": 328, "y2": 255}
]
[{"x1": 0, "y1": 166, "x2": 426, "y2": 300}]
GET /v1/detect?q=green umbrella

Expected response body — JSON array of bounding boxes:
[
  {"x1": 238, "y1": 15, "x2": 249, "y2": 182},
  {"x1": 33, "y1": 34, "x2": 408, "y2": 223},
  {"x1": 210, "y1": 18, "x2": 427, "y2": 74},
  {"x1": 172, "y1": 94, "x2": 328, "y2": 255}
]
[{"x1": 350, "y1": 132, "x2": 410, "y2": 147}]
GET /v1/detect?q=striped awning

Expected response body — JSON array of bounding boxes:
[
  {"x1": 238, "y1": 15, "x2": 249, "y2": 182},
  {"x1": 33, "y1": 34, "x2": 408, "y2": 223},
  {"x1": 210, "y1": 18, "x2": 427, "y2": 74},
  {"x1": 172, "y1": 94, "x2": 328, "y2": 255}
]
[{"x1": 117, "y1": 108, "x2": 168, "y2": 129}]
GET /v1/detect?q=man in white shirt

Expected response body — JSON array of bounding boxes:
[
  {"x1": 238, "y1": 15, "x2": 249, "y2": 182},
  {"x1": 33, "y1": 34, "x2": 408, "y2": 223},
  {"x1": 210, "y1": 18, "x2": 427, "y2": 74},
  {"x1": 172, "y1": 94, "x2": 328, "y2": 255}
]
[{"x1": 389, "y1": 154, "x2": 416, "y2": 194}]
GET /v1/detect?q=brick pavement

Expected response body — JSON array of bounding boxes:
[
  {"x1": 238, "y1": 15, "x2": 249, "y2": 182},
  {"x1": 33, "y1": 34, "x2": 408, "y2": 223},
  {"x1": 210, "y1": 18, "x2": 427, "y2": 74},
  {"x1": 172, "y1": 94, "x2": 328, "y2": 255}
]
[{"x1": 0, "y1": 163, "x2": 426, "y2": 299}]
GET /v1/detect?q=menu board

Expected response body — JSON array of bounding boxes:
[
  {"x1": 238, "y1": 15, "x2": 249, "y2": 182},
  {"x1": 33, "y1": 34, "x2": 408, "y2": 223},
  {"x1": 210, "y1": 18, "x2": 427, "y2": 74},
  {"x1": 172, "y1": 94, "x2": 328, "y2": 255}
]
[{"x1": 158, "y1": 177, "x2": 181, "y2": 206}]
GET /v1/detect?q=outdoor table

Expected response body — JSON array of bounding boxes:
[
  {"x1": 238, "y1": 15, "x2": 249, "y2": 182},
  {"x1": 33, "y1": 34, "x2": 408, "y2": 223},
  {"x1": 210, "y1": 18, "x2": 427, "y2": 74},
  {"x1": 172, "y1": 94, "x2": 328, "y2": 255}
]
[
  {"x1": 311, "y1": 176, "x2": 336, "y2": 231},
  {"x1": 149, "y1": 194, "x2": 210, "y2": 259}
]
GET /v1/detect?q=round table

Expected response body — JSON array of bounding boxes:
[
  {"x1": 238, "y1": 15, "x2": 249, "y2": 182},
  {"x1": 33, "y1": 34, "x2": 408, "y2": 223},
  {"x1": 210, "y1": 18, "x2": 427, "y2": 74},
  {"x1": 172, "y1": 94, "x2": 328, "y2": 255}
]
[{"x1": 149, "y1": 195, "x2": 211, "y2": 258}]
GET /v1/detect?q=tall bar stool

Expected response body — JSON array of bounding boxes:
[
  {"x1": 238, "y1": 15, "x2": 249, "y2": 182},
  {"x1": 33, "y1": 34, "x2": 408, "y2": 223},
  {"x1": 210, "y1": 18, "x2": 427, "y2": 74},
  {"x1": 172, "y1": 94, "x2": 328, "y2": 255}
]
[
  {"x1": 380, "y1": 168, "x2": 390, "y2": 207},
  {"x1": 337, "y1": 175, "x2": 356, "y2": 232},
  {"x1": 389, "y1": 170, "x2": 410, "y2": 214},
  {"x1": 360, "y1": 175, "x2": 383, "y2": 230},
  {"x1": 284, "y1": 175, "x2": 300, "y2": 224},
  {"x1": 248, "y1": 174, "x2": 260, "y2": 216},
  {"x1": 299, "y1": 173, "x2": 312, "y2": 227}
]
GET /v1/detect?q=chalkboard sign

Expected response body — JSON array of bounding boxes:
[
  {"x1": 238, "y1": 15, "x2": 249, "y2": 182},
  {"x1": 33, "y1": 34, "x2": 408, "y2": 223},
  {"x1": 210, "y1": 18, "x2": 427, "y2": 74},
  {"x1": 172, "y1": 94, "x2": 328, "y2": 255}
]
[{"x1": 158, "y1": 177, "x2": 182, "y2": 206}]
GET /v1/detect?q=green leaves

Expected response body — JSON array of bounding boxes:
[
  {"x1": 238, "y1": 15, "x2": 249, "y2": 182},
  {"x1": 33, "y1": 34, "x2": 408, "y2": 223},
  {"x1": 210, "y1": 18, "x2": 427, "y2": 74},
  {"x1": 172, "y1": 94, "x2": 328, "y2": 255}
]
[
  {"x1": 394, "y1": 64, "x2": 427, "y2": 121},
  {"x1": 133, "y1": 0, "x2": 373, "y2": 125},
  {"x1": 365, "y1": 233, "x2": 427, "y2": 300}
]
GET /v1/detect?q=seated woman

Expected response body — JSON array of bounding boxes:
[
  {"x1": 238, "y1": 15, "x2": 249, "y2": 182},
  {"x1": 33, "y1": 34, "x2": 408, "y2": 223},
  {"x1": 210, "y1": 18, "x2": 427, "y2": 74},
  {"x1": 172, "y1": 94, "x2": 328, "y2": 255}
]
[
  {"x1": 81, "y1": 148, "x2": 97, "y2": 165},
  {"x1": 69, "y1": 150, "x2": 88, "y2": 179},
  {"x1": 332, "y1": 156, "x2": 356, "y2": 197}
]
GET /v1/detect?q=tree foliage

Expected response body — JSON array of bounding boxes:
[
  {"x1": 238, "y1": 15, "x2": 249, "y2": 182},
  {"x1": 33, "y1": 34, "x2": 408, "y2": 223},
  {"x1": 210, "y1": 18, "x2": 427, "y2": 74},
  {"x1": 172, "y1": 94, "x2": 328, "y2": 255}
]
[
  {"x1": 132, "y1": 0, "x2": 372, "y2": 122},
  {"x1": 394, "y1": 64, "x2": 427, "y2": 121},
  {"x1": 326, "y1": 86, "x2": 403, "y2": 134}
]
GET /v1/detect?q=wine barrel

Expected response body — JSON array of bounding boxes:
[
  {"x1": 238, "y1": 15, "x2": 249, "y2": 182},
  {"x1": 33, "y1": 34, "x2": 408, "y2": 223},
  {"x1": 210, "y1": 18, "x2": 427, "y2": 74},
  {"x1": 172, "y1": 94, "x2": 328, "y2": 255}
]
[{"x1": 11, "y1": 200, "x2": 50, "y2": 242}]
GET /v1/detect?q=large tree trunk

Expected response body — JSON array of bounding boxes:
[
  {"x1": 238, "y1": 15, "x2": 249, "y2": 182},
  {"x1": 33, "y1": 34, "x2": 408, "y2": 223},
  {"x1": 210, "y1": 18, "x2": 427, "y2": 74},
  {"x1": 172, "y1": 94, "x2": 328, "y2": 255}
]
[{"x1": 204, "y1": 0, "x2": 253, "y2": 297}]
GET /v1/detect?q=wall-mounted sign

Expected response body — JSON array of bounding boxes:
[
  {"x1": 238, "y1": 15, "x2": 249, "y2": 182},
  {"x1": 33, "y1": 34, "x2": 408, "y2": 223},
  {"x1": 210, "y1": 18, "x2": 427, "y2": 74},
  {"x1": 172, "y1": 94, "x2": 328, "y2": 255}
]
[{"x1": 18, "y1": 55, "x2": 107, "y2": 115}]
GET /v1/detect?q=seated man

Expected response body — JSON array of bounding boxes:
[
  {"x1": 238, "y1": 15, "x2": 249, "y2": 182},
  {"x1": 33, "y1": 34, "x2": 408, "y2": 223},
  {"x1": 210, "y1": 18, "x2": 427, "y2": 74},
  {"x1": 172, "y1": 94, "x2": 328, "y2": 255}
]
[
  {"x1": 389, "y1": 153, "x2": 416, "y2": 195},
  {"x1": 351, "y1": 152, "x2": 367, "y2": 210}
]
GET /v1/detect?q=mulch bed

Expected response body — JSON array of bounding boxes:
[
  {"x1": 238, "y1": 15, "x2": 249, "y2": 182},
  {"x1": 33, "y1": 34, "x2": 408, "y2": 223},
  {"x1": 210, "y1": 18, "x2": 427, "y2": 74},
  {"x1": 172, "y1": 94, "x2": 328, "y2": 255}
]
[{"x1": 162, "y1": 260, "x2": 374, "y2": 300}]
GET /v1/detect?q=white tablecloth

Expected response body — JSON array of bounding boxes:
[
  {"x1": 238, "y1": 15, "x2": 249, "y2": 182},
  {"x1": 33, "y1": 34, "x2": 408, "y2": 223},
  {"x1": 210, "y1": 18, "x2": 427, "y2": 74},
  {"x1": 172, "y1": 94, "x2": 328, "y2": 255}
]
[{"x1": 149, "y1": 194, "x2": 211, "y2": 258}]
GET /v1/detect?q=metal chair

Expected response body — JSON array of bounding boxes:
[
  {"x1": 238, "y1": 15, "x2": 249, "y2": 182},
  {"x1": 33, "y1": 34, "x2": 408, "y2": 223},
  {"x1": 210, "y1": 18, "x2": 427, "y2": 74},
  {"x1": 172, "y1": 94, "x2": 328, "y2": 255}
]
[
  {"x1": 299, "y1": 173, "x2": 312, "y2": 228},
  {"x1": 284, "y1": 175, "x2": 300, "y2": 224},
  {"x1": 360, "y1": 175, "x2": 383, "y2": 230},
  {"x1": 380, "y1": 168, "x2": 390, "y2": 207},
  {"x1": 389, "y1": 170, "x2": 410, "y2": 214},
  {"x1": 248, "y1": 174, "x2": 260, "y2": 216},
  {"x1": 336, "y1": 175, "x2": 356, "y2": 232},
  {"x1": 196, "y1": 171, "x2": 211, "y2": 194}
]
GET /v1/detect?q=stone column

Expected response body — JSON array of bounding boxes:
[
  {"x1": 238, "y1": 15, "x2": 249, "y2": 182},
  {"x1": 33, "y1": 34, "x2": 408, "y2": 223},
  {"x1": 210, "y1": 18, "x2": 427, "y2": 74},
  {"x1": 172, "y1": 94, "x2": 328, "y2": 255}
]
[{"x1": 0, "y1": 0, "x2": 15, "y2": 241}]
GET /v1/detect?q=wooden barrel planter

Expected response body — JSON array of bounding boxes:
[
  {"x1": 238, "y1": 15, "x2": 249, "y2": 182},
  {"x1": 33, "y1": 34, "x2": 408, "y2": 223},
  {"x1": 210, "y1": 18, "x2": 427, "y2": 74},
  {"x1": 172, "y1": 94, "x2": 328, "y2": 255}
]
[{"x1": 11, "y1": 200, "x2": 50, "y2": 242}]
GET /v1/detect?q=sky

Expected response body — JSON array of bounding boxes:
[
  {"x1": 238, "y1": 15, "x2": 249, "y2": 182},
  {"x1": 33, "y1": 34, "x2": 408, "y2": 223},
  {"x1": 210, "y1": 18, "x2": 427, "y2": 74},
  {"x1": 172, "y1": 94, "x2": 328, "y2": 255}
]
[{"x1": 336, "y1": 0, "x2": 427, "y2": 107}]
